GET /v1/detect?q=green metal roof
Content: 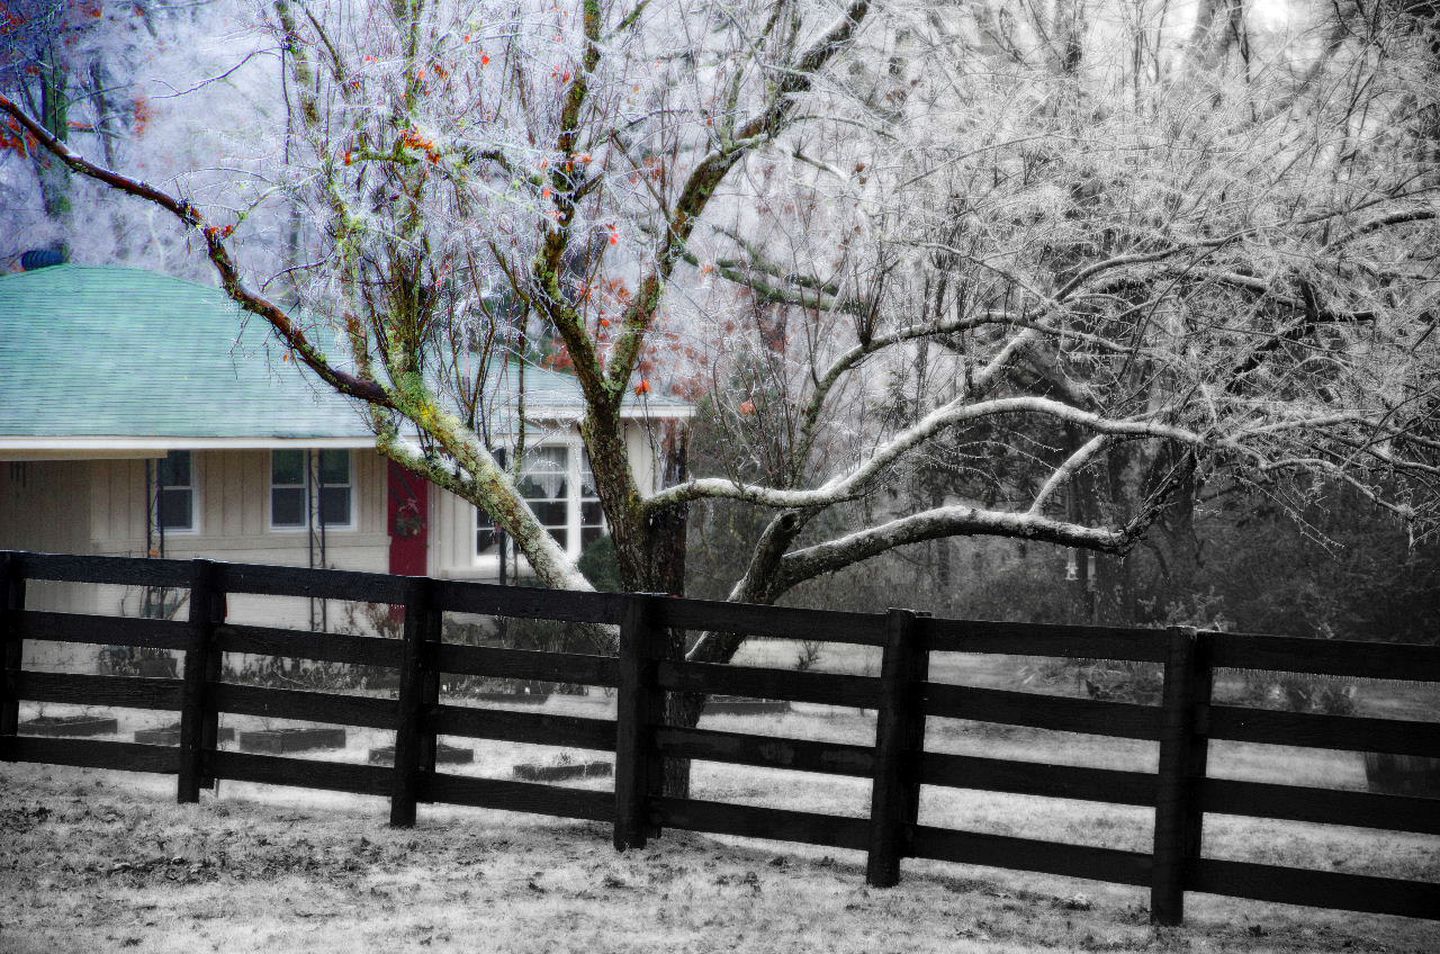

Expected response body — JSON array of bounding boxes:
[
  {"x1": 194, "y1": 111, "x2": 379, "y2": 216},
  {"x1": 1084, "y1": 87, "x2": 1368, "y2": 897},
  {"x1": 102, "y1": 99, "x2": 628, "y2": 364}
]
[
  {"x1": 0, "y1": 264, "x2": 688, "y2": 446},
  {"x1": 0, "y1": 264, "x2": 372, "y2": 441}
]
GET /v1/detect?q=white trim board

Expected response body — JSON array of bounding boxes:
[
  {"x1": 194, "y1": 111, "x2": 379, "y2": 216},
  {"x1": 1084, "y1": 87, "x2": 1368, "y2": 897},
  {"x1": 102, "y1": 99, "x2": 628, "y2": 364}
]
[{"x1": 0, "y1": 435, "x2": 378, "y2": 459}]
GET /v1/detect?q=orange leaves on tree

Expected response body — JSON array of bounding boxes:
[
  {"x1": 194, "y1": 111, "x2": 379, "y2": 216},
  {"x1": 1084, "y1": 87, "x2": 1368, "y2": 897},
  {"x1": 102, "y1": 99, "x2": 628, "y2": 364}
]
[
  {"x1": 601, "y1": 277, "x2": 630, "y2": 302},
  {"x1": 541, "y1": 343, "x2": 575, "y2": 372},
  {"x1": 0, "y1": 117, "x2": 35, "y2": 157},
  {"x1": 343, "y1": 150, "x2": 353, "y2": 165},
  {"x1": 606, "y1": 224, "x2": 620, "y2": 246},
  {"x1": 399, "y1": 128, "x2": 441, "y2": 164},
  {"x1": 739, "y1": 400, "x2": 756, "y2": 415},
  {"x1": 481, "y1": 51, "x2": 491, "y2": 67},
  {"x1": 0, "y1": 3, "x2": 28, "y2": 34},
  {"x1": 634, "y1": 379, "x2": 652, "y2": 397},
  {"x1": 132, "y1": 95, "x2": 151, "y2": 136}
]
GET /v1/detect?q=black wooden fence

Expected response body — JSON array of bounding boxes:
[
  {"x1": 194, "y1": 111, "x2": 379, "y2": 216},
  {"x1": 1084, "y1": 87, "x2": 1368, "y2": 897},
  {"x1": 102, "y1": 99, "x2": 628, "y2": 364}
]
[{"x1": 1, "y1": 550, "x2": 1438, "y2": 925}]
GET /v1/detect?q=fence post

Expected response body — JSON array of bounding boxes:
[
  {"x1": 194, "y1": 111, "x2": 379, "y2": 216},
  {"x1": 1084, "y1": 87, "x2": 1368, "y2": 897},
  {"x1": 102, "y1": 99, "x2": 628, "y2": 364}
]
[
  {"x1": 901, "y1": 611, "x2": 932, "y2": 836},
  {"x1": 867, "y1": 607, "x2": 921, "y2": 888},
  {"x1": 178, "y1": 559, "x2": 223, "y2": 803},
  {"x1": 614, "y1": 593, "x2": 660, "y2": 851},
  {"x1": 391, "y1": 576, "x2": 435, "y2": 827},
  {"x1": 1, "y1": 553, "x2": 25, "y2": 738},
  {"x1": 1150, "y1": 625, "x2": 1205, "y2": 925},
  {"x1": 415, "y1": 581, "x2": 442, "y2": 801}
]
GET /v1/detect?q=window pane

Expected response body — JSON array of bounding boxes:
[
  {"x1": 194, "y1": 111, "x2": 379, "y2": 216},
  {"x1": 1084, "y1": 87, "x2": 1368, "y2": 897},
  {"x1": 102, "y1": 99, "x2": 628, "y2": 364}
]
[
  {"x1": 158, "y1": 451, "x2": 191, "y2": 487},
  {"x1": 159, "y1": 488, "x2": 192, "y2": 530},
  {"x1": 531, "y1": 500, "x2": 567, "y2": 528},
  {"x1": 272, "y1": 450, "x2": 304, "y2": 486},
  {"x1": 518, "y1": 447, "x2": 567, "y2": 500},
  {"x1": 580, "y1": 451, "x2": 599, "y2": 498},
  {"x1": 548, "y1": 527, "x2": 569, "y2": 550},
  {"x1": 318, "y1": 450, "x2": 350, "y2": 486},
  {"x1": 272, "y1": 487, "x2": 306, "y2": 527},
  {"x1": 581, "y1": 500, "x2": 604, "y2": 527},
  {"x1": 476, "y1": 506, "x2": 500, "y2": 556},
  {"x1": 319, "y1": 486, "x2": 351, "y2": 526},
  {"x1": 581, "y1": 525, "x2": 603, "y2": 549}
]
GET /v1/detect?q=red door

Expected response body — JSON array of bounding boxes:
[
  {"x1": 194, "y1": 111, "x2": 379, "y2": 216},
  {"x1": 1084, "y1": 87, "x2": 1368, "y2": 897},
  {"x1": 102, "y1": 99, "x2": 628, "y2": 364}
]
[{"x1": 387, "y1": 461, "x2": 430, "y2": 576}]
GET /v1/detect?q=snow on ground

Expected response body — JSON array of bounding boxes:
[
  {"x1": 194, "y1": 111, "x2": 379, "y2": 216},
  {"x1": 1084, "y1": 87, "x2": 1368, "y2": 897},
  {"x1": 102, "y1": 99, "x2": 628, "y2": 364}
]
[
  {"x1": 4, "y1": 644, "x2": 1438, "y2": 951},
  {"x1": 3, "y1": 756, "x2": 1439, "y2": 953}
]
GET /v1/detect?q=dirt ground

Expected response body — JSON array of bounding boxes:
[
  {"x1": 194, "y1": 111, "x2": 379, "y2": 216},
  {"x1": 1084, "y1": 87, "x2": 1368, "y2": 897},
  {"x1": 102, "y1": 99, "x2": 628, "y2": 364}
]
[{"x1": 2, "y1": 762, "x2": 1437, "y2": 954}]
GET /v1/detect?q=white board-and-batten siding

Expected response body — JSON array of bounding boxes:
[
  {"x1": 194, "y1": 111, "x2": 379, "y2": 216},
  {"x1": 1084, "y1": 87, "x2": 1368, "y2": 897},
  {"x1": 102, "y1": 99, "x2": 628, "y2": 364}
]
[{"x1": 2, "y1": 450, "x2": 390, "y2": 672}]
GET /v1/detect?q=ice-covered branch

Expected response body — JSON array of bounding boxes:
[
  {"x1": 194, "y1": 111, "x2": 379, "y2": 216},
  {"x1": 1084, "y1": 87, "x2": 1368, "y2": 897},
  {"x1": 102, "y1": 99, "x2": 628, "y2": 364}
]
[
  {"x1": 1029, "y1": 435, "x2": 1112, "y2": 515},
  {"x1": 603, "y1": 0, "x2": 873, "y2": 397},
  {"x1": 775, "y1": 505, "x2": 1136, "y2": 591},
  {"x1": 0, "y1": 96, "x2": 390, "y2": 408},
  {"x1": 648, "y1": 393, "x2": 1208, "y2": 511}
]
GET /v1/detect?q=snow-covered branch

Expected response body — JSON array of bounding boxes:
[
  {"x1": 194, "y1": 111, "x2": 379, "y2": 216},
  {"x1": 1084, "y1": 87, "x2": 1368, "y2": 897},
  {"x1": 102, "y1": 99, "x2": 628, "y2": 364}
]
[
  {"x1": 775, "y1": 504, "x2": 1137, "y2": 591},
  {"x1": 650, "y1": 393, "x2": 1209, "y2": 511}
]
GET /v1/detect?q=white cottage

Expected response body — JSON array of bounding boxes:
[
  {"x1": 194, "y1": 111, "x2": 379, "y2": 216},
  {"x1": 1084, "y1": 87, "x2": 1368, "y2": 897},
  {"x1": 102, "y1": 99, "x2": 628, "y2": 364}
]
[{"x1": 0, "y1": 261, "x2": 690, "y2": 638}]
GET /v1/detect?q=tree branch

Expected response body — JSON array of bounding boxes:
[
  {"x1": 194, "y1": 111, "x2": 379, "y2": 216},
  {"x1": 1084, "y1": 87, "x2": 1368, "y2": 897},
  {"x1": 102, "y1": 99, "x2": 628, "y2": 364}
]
[
  {"x1": 775, "y1": 504, "x2": 1140, "y2": 591},
  {"x1": 647, "y1": 392, "x2": 1208, "y2": 511},
  {"x1": 0, "y1": 96, "x2": 391, "y2": 408}
]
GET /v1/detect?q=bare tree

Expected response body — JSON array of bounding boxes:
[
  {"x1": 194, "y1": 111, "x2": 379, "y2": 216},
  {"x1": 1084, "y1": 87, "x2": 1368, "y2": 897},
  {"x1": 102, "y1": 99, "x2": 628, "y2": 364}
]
[{"x1": 4, "y1": 1, "x2": 1439, "y2": 782}]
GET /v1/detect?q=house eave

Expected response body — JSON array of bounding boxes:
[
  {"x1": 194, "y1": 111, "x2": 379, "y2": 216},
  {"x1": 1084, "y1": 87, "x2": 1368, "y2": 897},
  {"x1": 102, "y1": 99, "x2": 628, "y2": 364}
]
[
  {"x1": 520, "y1": 405, "x2": 697, "y2": 421},
  {"x1": 0, "y1": 435, "x2": 377, "y2": 460}
]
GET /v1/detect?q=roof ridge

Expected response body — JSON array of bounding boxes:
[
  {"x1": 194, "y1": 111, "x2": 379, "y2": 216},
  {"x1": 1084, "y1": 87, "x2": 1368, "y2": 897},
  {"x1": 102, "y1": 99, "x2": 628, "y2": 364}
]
[{"x1": 0, "y1": 263, "x2": 227, "y2": 296}]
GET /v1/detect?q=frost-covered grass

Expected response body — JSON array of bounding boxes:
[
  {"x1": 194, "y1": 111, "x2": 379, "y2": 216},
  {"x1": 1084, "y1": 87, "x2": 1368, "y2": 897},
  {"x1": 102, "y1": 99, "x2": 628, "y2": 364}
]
[
  {"x1": 3, "y1": 761, "x2": 1439, "y2": 954},
  {"x1": 4, "y1": 642, "x2": 1438, "y2": 951}
]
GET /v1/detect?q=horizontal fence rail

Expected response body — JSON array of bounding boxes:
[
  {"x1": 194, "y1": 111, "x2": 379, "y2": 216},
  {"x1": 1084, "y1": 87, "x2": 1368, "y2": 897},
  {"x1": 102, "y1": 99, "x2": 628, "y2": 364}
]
[{"x1": 2, "y1": 550, "x2": 1438, "y2": 927}]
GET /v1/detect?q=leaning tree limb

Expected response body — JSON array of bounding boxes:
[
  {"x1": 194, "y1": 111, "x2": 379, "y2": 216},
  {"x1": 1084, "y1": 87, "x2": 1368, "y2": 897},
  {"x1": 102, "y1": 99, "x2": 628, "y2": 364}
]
[{"x1": 0, "y1": 95, "x2": 390, "y2": 408}]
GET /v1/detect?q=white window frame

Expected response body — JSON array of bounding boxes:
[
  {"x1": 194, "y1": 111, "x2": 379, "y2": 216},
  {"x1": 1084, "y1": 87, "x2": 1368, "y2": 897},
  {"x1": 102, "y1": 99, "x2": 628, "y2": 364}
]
[
  {"x1": 154, "y1": 450, "x2": 200, "y2": 535},
  {"x1": 473, "y1": 436, "x2": 604, "y2": 570},
  {"x1": 268, "y1": 449, "x2": 357, "y2": 532},
  {"x1": 577, "y1": 447, "x2": 604, "y2": 554}
]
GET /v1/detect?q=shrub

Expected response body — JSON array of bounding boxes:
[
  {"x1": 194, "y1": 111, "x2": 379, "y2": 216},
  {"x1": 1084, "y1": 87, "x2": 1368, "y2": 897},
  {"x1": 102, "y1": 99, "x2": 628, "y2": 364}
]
[{"x1": 1231, "y1": 670, "x2": 1358, "y2": 716}]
